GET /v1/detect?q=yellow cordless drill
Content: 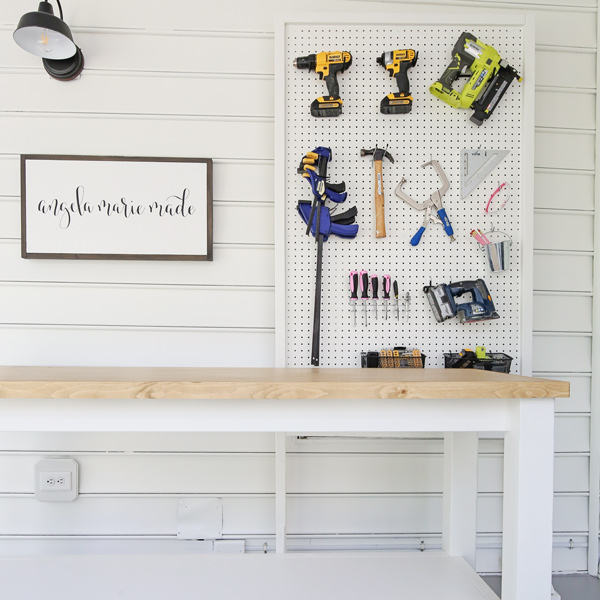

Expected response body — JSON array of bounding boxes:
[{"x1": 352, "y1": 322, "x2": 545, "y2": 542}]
[
  {"x1": 293, "y1": 51, "x2": 353, "y2": 117},
  {"x1": 430, "y1": 32, "x2": 522, "y2": 126},
  {"x1": 376, "y1": 49, "x2": 418, "y2": 114}
]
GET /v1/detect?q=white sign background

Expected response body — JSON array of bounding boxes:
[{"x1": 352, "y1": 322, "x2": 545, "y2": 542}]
[{"x1": 22, "y1": 156, "x2": 211, "y2": 260}]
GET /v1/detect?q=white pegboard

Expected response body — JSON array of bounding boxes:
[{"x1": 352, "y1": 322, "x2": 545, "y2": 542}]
[{"x1": 276, "y1": 15, "x2": 533, "y2": 371}]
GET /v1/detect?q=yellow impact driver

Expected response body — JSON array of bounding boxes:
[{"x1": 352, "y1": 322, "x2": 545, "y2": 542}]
[
  {"x1": 377, "y1": 49, "x2": 418, "y2": 114},
  {"x1": 293, "y1": 51, "x2": 353, "y2": 118}
]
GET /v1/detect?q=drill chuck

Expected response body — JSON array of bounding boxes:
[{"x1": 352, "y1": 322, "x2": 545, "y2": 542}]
[{"x1": 294, "y1": 54, "x2": 316, "y2": 71}]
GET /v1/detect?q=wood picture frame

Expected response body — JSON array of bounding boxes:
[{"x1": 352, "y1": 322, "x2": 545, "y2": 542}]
[{"x1": 21, "y1": 155, "x2": 213, "y2": 261}]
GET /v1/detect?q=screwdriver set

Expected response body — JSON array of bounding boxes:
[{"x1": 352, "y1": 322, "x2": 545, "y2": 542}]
[{"x1": 349, "y1": 270, "x2": 410, "y2": 326}]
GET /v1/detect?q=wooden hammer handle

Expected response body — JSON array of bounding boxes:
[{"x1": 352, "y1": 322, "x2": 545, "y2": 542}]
[{"x1": 374, "y1": 160, "x2": 386, "y2": 238}]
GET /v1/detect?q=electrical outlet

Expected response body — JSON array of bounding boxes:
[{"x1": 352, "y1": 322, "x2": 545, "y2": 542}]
[
  {"x1": 39, "y1": 471, "x2": 72, "y2": 491},
  {"x1": 35, "y1": 459, "x2": 78, "y2": 502}
]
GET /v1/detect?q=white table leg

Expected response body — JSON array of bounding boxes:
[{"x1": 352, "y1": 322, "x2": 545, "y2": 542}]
[
  {"x1": 275, "y1": 432, "x2": 287, "y2": 554},
  {"x1": 502, "y1": 398, "x2": 555, "y2": 600},
  {"x1": 442, "y1": 432, "x2": 479, "y2": 568}
]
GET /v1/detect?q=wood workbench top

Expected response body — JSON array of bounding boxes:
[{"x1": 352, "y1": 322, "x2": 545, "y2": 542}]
[{"x1": 0, "y1": 367, "x2": 569, "y2": 401}]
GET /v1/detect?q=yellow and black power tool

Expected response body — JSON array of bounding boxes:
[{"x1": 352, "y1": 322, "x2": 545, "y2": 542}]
[
  {"x1": 293, "y1": 51, "x2": 352, "y2": 118},
  {"x1": 376, "y1": 49, "x2": 418, "y2": 114},
  {"x1": 430, "y1": 32, "x2": 522, "y2": 126}
]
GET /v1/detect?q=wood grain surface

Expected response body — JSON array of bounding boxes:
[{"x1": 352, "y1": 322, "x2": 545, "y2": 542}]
[{"x1": 0, "y1": 367, "x2": 570, "y2": 400}]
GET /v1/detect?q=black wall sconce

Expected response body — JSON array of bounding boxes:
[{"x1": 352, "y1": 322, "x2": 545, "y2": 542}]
[{"x1": 13, "y1": 1, "x2": 84, "y2": 81}]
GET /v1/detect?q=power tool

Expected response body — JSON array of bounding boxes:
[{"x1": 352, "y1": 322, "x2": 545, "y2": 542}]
[
  {"x1": 430, "y1": 32, "x2": 522, "y2": 126},
  {"x1": 293, "y1": 51, "x2": 353, "y2": 117},
  {"x1": 376, "y1": 49, "x2": 418, "y2": 114},
  {"x1": 423, "y1": 279, "x2": 500, "y2": 324}
]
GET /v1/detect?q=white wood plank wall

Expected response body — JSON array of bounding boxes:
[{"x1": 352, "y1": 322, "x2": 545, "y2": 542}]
[{"x1": 0, "y1": 0, "x2": 598, "y2": 576}]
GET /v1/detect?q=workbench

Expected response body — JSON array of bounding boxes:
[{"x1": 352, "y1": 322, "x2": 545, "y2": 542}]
[{"x1": 0, "y1": 367, "x2": 569, "y2": 600}]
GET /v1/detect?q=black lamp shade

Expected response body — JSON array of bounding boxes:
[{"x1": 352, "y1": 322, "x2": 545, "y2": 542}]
[{"x1": 13, "y1": 2, "x2": 77, "y2": 59}]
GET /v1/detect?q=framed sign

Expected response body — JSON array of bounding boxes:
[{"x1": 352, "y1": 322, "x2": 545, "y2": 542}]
[{"x1": 21, "y1": 155, "x2": 213, "y2": 261}]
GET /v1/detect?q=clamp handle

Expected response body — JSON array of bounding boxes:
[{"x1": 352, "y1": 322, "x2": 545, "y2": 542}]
[
  {"x1": 411, "y1": 226, "x2": 427, "y2": 246},
  {"x1": 437, "y1": 208, "x2": 454, "y2": 239}
]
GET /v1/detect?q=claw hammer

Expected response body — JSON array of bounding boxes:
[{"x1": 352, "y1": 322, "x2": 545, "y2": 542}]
[{"x1": 360, "y1": 147, "x2": 395, "y2": 238}]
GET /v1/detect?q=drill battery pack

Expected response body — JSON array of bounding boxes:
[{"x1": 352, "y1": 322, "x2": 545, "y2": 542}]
[
  {"x1": 311, "y1": 96, "x2": 343, "y2": 118},
  {"x1": 380, "y1": 92, "x2": 413, "y2": 115}
]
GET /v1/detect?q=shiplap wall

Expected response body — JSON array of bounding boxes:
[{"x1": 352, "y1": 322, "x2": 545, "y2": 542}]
[{"x1": 0, "y1": 0, "x2": 597, "y2": 576}]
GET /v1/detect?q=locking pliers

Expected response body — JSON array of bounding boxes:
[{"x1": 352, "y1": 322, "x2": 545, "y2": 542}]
[{"x1": 394, "y1": 160, "x2": 455, "y2": 246}]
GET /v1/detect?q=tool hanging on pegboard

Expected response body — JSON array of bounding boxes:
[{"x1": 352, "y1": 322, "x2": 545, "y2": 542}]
[
  {"x1": 376, "y1": 49, "x2": 418, "y2": 114},
  {"x1": 371, "y1": 273, "x2": 379, "y2": 319},
  {"x1": 360, "y1": 146, "x2": 395, "y2": 238},
  {"x1": 395, "y1": 160, "x2": 455, "y2": 246},
  {"x1": 461, "y1": 148, "x2": 509, "y2": 198},
  {"x1": 297, "y1": 147, "x2": 358, "y2": 366},
  {"x1": 349, "y1": 271, "x2": 359, "y2": 327},
  {"x1": 293, "y1": 50, "x2": 353, "y2": 117},
  {"x1": 298, "y1": 147, "x2": 347, "y2": 239},
  {"x1": 423, "y1": 279, "x2": 500, "y2": 324},
  {"x1": 382, "y1": 275, "x2": 391, "y2": 320},
  {"x1": 429, "y1": 32, "x2": 522, "y2": 125}
]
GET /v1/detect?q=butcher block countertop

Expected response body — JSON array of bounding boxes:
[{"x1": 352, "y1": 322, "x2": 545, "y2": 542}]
[{"x1": 0, "y1": 367, "x2": 570, "y2": 400}]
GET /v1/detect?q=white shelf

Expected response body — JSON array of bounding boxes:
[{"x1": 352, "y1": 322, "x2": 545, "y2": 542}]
[{"x1": 0, "y1": 553, "x2": 499, "y2": 600}]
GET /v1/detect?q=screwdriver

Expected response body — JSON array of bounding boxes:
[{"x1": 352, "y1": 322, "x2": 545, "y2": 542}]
[
  {"x1": 382, "y1": 275, "x2": 391, "y2": 320},
  {"x1": 349, "y1": 270, "x2": 358, "y2": 327},
  {"x1": 371, "y1": 274, "x2": 379, "y2": 320},
  {"x1": 360, "y1": 270, "x2": 369, "y2": 327},
  {"x1": 393, "y1": 279, "x2": 400, "y2": 320}
]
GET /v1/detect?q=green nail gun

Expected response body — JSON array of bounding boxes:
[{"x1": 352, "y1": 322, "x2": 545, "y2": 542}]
[{"x1": 430, "y1": 32, "x2": 522, "y2": 126}]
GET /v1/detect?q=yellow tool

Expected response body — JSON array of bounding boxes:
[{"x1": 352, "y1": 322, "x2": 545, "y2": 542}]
[
  {"x1": 376, "y1": 49, "x2": 418, "y2": 114},
  {"x1": 293, "y1": 51, "x2": 353, "y2": 117},
  {"x1": 430, "y1": 32, "x2": 521, "y2": 126}
]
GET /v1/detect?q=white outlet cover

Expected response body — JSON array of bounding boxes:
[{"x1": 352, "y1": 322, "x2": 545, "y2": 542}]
[{"x1": 35, "y1": 458, "x2": 79, "y2": 502}]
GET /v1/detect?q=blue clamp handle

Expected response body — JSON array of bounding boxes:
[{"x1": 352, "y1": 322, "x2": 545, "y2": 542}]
[
  {"x1": 410, "y1": 226, "x2": 426, "y2": 246},
  {"x1": 437, "y1": 208, "x2": 454, "y2": 238}
]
